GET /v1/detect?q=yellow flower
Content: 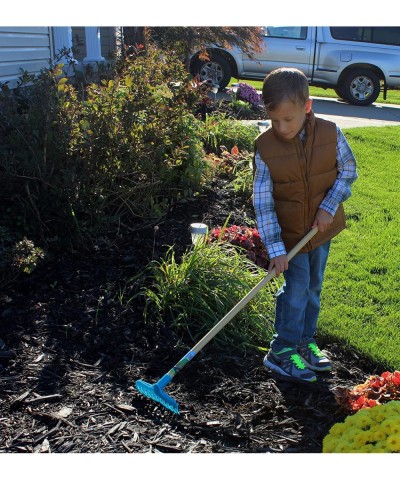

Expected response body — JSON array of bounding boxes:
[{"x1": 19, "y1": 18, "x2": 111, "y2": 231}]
[
  {"x1": 322, "y1": 437, "x2": 337, "y2": 453},
  {"x1": 385, "y1": 401, "x2": 400, "y2": 414},
  {"x1": 386, "y1": 434, "x2": 400, "y2": 452},
  {"x1": 370, "y1": 427, "x2": 387, "y2": 442},
  {"x1": 381, "y1": 418, "x2": 395, "y2": 435},
  {"x1": 370, "y1": 408, "x2": 387, "y2": 423},
  {"x1": 353, "y1": 414, "x2": 372, "y2": 430},
  {"x1": 335, "y1": 441, "x2": 353, "y2": 453},
  {"x1": 354, "y1": 430, "x2": 373, "y2": 445},
  {"x1": 328, "y1": 422, "x2": 347, "y2": 436},
  {"x1": 390, "y1": 424, "x2": 400, "y2": 435},
  {"x1": 360, "y1": 444, "x2": 375, "y2": 453}
]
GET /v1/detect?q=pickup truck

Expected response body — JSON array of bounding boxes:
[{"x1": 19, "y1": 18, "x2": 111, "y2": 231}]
[{"x1": 190, "y1": 26, "x2": 400, "y2": 106}]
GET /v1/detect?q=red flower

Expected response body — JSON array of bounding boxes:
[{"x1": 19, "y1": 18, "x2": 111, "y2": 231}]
[
  {"x1": 369, "y1": 376, "x2": 383, "y2": 389},
  {"x1": 392, "y1": 371, "x2": 400, "y2": 385},
  {"x1": 231, "y1": 146, "x2": 239, "y2": 155}
]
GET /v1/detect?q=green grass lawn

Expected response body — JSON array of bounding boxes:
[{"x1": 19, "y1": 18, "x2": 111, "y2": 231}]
[
  {"x1": 319, "y1": 126, "x2": 400, "y2": 370},
  {"x1": 230, "y1": 79, "x2": 400, "y2": 105}
]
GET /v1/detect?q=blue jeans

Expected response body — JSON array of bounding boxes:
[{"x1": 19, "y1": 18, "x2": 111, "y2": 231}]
[{"x1": 270, "y1": 240, "x2": 331, "y2": 352}]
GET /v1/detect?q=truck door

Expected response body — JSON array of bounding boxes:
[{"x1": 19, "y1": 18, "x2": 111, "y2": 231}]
[{"x1": 242, "y1": 27, "x2": 314, "y2": 78}]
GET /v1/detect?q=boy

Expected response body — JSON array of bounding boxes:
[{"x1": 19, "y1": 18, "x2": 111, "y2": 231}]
[{"x1": 253, "y1": 67, "x2": 358, "y2": 382}]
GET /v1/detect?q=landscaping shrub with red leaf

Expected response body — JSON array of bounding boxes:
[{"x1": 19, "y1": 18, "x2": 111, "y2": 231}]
[
  {"x1": 209, "y1": 225, "x2": 269, "y2": 269},
  {"x1": 335, "y1": 371, "x2": 400, "y2": 412}
]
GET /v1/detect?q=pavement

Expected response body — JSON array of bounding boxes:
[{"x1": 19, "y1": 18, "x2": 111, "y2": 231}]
[
  {"x1": 310, "y1": 96, "x2": 400, "y2": 129},
  {"x1": 216, "y1": 91, "x2": 400, "y2": 129}
]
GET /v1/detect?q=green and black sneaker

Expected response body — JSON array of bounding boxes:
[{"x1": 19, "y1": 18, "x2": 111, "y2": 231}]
[
  {"x1": 297, "y1": 341, "x2": 332, "y2": 372},
  {"x1": 263, "y1": 347, "x2": 317, "y2": 382}
]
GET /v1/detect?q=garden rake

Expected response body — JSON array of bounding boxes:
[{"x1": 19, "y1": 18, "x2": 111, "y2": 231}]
[{"x1": 135, "y1": 227, "x2": 319, "y2": 414}]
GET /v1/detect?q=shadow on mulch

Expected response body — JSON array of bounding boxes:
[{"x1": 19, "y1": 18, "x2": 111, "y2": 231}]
[{"x1": 0, "y1": 179, "x2": 388, "y2": 453}]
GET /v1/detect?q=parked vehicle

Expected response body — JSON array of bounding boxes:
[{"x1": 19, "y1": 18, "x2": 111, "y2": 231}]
[{"x1": 190, "y1": 27, "x2": 400, "y2": 106}]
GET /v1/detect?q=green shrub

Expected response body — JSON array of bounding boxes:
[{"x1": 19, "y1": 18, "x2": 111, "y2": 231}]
[
  {"x1": 0, "y1": 46, "x2": 207, "y2": 250},
  {"x1": 201, "y1": 113, "x2": 258, "y2": 154},
  {"x1": 143, "y1": 240, "x2": 277, "y2": 350}
]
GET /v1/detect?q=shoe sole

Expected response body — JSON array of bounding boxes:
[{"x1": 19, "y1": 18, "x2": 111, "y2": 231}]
[
  {"x1": 263, "y1": 358, "x2": 317, "y2": 382},
  {"x1": 300, "y1": 357, "x2": 332, "y2": 372}
]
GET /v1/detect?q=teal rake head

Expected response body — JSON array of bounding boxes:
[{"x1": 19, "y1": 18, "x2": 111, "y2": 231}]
[
  {"x1": 135, "y1": 350, "x2": 197, "y2": 414},
  {"x1": 135, "y1": 377, "x2": 180, "y2": 415}
]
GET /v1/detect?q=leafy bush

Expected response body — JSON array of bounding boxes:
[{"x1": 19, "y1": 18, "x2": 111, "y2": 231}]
[
  {"x1": 0, "y1": 45, "x2": 207, "y2": 250},
  {"x1": 201, "y1": 113, "x2": 258, "y2": 154},
  {"x1": 143, "y1": 240, "x2": 276, "y2": 350}
]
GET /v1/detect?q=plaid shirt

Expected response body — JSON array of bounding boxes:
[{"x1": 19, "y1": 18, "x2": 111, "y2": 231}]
[{"x1": 253, "y1": 125, "x2": 358, "y2": 259}]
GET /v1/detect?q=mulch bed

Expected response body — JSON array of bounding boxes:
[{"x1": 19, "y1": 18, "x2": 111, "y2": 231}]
[{"x1": 0, "y1": 178, "x2": 384, "y2": 454}]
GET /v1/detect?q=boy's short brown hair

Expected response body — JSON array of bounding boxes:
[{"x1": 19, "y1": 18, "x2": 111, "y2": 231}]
[{"x1": 262, "y1": 67, "x2": 309, "y2": 111}]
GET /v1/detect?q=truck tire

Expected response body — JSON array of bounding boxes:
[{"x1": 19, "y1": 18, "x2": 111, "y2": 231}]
[
  {"x1": 339, "y1": 69, "x2": 381, "y2": 106},
  {"x1": 193, "y1": 54, "x2": 232, "y2": 90},
  {"x1": 334, "y1": 87, "x2": 345, "y2": 100}
]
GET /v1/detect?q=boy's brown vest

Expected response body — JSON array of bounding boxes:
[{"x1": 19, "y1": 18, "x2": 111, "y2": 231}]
[{"x1": 255, "y1": 111, "x2": 346, "y2": 253}]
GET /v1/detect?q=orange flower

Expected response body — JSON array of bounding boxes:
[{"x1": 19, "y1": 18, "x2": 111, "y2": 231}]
[{"x1": 231, "y1": 146, "x2": 239, "y2": 155}]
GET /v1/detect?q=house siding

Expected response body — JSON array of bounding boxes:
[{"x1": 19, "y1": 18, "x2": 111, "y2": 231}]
[{"x1": 0, "y1": 27, "x2": 52, "y2": 89}]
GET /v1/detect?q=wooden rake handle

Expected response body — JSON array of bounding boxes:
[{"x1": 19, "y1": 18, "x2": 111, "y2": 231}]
[{"x1": 191, "y1": 227, "x2": 319, "y2": 356}]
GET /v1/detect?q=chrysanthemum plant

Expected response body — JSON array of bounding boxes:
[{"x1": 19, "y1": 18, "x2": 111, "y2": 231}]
[{"x1": 323, "y1": 400, "x2": 400, "y2": 453}]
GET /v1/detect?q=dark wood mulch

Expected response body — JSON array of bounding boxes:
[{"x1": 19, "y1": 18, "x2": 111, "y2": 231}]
[{"x1": 0, "y1": 179, "x2": 384, "y2": 454}]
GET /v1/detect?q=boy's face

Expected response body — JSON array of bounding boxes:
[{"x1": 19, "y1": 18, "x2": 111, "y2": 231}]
[{"x1": 267, "y1": 98, "x2": 312, "y2": 140}]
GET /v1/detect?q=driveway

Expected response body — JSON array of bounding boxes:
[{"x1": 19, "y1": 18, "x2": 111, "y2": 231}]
[
  {"x1": 310, "y1": 96, "x2": 400, "y2": 128},
  {"x1": 216, "y1": 91, "x2": 400, "y2": 129}
]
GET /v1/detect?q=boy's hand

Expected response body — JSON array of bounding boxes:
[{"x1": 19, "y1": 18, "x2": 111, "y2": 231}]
[
  {"x1": 312, "y1": 208, "x2": 333, "y2": 233},
  {"x1": 269, "y1": 254, "x2": 288, "y2": 277}
]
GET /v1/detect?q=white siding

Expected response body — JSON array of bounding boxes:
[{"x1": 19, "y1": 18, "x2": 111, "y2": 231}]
[{"x1": 0, "y1": 27, "x2": 52, "y2": 89}]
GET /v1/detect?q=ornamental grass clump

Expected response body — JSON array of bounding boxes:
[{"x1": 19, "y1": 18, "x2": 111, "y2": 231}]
[
  {"x1": 323, "y1": 401, "x2": 400, "y2": 453},
  {"x1": 143, "y1": 240, "x2": 276, "y2": 350}
]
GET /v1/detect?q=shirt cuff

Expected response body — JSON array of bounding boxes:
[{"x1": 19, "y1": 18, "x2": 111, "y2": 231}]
[
  {"x1": 319, "y1": 198, "x2": 339, "y2": 217},
  {"x1": 267, "y1": 241, "x2": 287, "y2": 259}
]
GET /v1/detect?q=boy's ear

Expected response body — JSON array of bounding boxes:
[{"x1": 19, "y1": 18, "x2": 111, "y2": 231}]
[{"x1": 305, "y1": 98, "x2": 313, "y2": 113}]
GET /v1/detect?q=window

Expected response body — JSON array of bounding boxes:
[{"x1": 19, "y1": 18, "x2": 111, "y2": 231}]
[
  {"x1": 330, "y1": 27, "x2": 400, "y2": 46},
  {"x1": 263, "y1": 27, "x2": 307, "y2": 40}
]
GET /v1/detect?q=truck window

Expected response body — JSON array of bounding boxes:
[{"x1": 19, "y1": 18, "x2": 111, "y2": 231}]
[
  {"x1": 263, "y1": 26, "x2": 307, "y2": 40},
  {"x1": 330, "y1": 27, "x2": 400, "y2": 46}
]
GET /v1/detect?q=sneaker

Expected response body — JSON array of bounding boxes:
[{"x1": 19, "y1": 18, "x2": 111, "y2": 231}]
[
  {"x1": 297, "y1": 341, "x2": 332, "y2": 372},
  {"x1": 263, "y1": 347, "x2": 317, "y2": 382}
]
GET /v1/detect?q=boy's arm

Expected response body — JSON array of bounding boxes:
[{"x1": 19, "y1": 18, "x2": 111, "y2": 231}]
[
  {"x1": 253, "y1": 151, "x2": 287, "y2": 269},
  {"x1": 319, "y1": 127, "x2": 358, "y2": 216}
]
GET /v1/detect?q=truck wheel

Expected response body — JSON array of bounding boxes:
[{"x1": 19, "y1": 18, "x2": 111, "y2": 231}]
[
  {"x1": 193, "y1": 54, "x2": 232, "y2": 89},
  {"x1": 334, "y1": 87, "x2": 345, "y2": 100},
  {"x1": 340, "y1": 69, "x2": 381, "y2": 106}
]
